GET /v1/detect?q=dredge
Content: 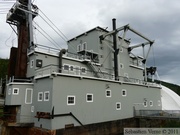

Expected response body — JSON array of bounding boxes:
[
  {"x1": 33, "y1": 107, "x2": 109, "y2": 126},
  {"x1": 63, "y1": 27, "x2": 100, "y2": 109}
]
[{"x1": 1, "y1": 0, "x2": 179, "y2": 134}]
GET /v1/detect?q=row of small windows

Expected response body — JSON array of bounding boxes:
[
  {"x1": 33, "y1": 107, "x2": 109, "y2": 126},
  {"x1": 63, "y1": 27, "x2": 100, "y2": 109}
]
[
  {"x1": 30, "y1": 59, "x2": 43, "y2": 68},
  {"x1": 36, "y1": 90, "x2": 126, "y2": 104},
  {"x1": 67, "y1": 94, "x2": 121, "y2": 110},
  {"x1": 8, "y1": 88, "x2": 33, "y2": 104},
  {"x1": 10, "y1": 88, "x2": 126, "y2": 101},
  {"x1": 8, "y1": 88, "x2": 19, "y2": 95},
  {"x1": 67, "y1": 93, "x2": 93, "y2": 105},
  {"x1": 77, "y1": 42, "x2": 87, "y2": 52},
  {"x1": 143, "y1": 100, "x2": 157, "y2": 107},
  {"x1": 38, "y1": 91, "x2": 50, "y2": 101},
  {"x1": 63, "y1": 64, "x2": 87, "y2": 74},
  {"x1": 67, "y1": 91, "x2": 157, "y2": 109},
  {"x1": 67, "y1": 90, "x2": 126, "y2": 109},
  {"x1": 105, "y1": 89, "x2": 127, "y2": 97}
]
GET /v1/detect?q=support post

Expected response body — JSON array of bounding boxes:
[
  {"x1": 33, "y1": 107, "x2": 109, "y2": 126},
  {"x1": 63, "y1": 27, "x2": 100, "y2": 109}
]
[
  {"x1": 27, "y1": 0, "x2": 34, "y2": 50},
  {"x1": 142, "y1": 45, "x2": 147, "y2": 82}
]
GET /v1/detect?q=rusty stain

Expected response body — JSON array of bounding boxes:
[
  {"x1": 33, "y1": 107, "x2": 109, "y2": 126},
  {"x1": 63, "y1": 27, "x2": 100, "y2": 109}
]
[
  {"x1": 0, "y1": 117, "x2": 176, "y2": 135},
  {"x1": 8, "y1": 47, "x2": 17, "y2": 78},
  {"x1": 35, "y1": 112, "x2": 51, "y2": 119},
  {"x1": 15, "y1": 23, "x2": 28, "y2": 78}
]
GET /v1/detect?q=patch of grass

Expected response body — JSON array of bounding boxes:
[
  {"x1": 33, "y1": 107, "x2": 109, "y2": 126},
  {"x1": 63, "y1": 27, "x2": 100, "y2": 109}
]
[{"x1": 163, "y1": 120, "x2": 180, "y2": 127}]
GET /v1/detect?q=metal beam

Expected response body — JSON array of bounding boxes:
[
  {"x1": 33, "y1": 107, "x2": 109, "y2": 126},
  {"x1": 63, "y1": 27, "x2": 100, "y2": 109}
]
[
  {"x1": 143, "y1": 45, "x2": 147, "y2": 82},
  {"x1": 145, "y1": 43, "x2": 153, "y2": 61},
  {"x1": 102, "y1": 39, "x2": 115, "y2": 52},
  {"x1": 17, "y1": 7, "x2": 38, "y2": 16},
  {"x1": 128, "y1": 41, "x2": 152, "y2": 50},
  {"x1": 9, "y1": 24, "x2": 18, "y2": 35},
  {"x1": 128, "y1": 26, "x2": 154, "y2": 43},
  {"x1": 100, "y1": 24, "x2": 129, "y2": 40},
  {"x1": 119, "y1": 26, "x2": 128, "y2": 48}
]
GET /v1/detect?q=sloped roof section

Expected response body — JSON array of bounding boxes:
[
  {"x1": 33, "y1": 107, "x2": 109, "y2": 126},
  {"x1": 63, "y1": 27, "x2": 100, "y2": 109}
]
[{"x1": 67, "y1": 26, "x2": 108, "y2": 42}]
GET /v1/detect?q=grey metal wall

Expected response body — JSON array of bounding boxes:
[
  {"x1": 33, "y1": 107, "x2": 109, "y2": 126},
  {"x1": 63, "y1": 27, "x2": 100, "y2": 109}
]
[
  {"x1": 5, "y1": 83, "x2": 34, "y2": 123},
  {"x1": 32, "y1": 75, "x2": 161, "y2": 130}
]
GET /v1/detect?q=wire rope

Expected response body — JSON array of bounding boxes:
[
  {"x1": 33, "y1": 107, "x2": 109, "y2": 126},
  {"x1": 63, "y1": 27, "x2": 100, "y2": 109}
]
[
  {"x1": 152, "y1": 44, "x2": 156, "y2": 67},
  {"x1": 38, "y1": 9, "x2": 77, "y2": 52},
  {"x1": 33, "y1": 23, "x2": 62, "y2": 49}
]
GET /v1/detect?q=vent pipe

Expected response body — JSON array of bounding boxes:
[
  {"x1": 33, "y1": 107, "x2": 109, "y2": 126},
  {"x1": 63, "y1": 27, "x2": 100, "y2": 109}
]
[
  {"x1": 59, "y1": 49, "x2": 67, "y2": 73},
  {"x1": 112, "y1": 18, "x2": 119, "y2": 80}
]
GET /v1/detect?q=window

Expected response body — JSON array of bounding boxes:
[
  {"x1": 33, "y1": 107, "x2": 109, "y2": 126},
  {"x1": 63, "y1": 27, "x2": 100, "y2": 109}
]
[
  {"x1": 135, "y1": 79, "x2": 139, "y2": 84},
  {"x1": 144, "y1": 101, "x2": 147, "y2": 107},
  {"x1": 119, "y1": 47, "x2": 123, "y2": 52},
  {"x1": 111, "y1": 74, "x2": 115, "y2": 80},
  {"x1": 120, "y1": 63, "x2": 124, "y2": 69},
  {"x1": 63, "y1": 64, "x2": 69, "y2": 71},
  {"x1": 8, "y1": 88, "x2": 11, "y2": 95},
  {"x1": 82, "y1": 42, "x2": 87, "y2": 50},
  {"x1": 138, "y1": 60, "x2": 142, "y2": 66},
  {"x1": 77, "y1": 44, "x2": 81, "y2": 52},
  {"x1": 69, "y1": 65, "x2": 74, "y2": 72},
  {"x1": 67, "y1": 96, "x2": 75, "y2": 105},
  {"x1": 149, "y1": 101, "x2": 153, "y2": 107},
  {"x1": 122, "y1": 89, "x2": 127, "y2": 96},
  {"x1": 38, "y1": 92, "x2": 43, "y2": 101},
  {"x1": 158, "y1": 100, "x2": 161, "y2": 106},
  {"x1": 30, "y1": 59, "x2": 34, "y2": 68},
  {"x1": 25, "y1": 88, "x2": 33, "y2": 104},
  {"x1": 124, "y1": 73, "x2": 129, "y2": 78},
  {"x1": 81, "y1": 67, "x2": 87, "y2": 74},
  {"x1": 44, "y1": 91, "x2": 50, "y2": 101},
  {"x1": 75, "y1": 66, "x2": 80, "y2": 75},
  {"x1": 116, "y1": 102, "x2": 121, "y2": 110},
  {"x1": 13, "y1": 88, "x2": 19, "y2": 95},
  {"x1": 86, "y1": 93, "x2": 93, "y2": 102},
  {"x1": 31, "y1": 106, "x2": 34, "y2": 112},
  {"x1": 36, "y1": 59, "x2": 43, "y2": 68},
  {"x1": 106, "y1": 90, "x2": 111, "y2": 97}
]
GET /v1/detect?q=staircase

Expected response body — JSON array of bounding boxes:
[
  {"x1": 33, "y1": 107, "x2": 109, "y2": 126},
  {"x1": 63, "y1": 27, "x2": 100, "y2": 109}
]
[{"x1": 87, "y1": 62, "x2": 103, "y2": 78}]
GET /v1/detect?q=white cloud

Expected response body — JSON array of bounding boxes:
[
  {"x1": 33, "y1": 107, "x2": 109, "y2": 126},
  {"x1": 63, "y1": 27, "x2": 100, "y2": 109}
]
[{"x1": 0, "y1": 0, "x2": 180, "y2": 85}]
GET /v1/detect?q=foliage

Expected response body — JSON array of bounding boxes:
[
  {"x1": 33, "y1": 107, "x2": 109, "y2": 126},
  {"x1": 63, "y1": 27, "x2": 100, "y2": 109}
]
[
  {"x1": 149, "y1": 78, "x2": 180, "y2": 96},
  {"x1": 0, "y1": 58, "x2": 9, "y2": 79},
  {"x1": 163, "y1": 120, "x2": 180, "y2": 127},
  {"x1": 161, "y1": 81, "x2": 180, "y2": 96}
]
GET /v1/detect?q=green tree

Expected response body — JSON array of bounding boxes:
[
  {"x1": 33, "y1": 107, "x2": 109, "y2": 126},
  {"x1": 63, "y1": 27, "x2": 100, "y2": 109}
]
[{"x1": 0, "y1": 58, "x2": 9, "y2": 79}]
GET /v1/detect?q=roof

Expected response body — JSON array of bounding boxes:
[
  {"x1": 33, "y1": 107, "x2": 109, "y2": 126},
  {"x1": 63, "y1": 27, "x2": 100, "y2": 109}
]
[
  {"x1": 67, "y1": 26, "x2": 109, "y2": 42},
  {"x1": 67, "y1": 26, "x2": 130, "y2": 43}
]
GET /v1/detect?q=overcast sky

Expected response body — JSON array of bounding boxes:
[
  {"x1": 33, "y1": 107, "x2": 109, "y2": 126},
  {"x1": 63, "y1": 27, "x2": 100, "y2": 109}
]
[{"x1": 0, "y1": 0, "x2": 180, "y2": 85}]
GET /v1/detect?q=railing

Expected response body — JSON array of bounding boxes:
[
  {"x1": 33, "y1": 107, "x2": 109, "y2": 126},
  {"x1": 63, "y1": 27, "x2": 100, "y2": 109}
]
[
  {"x1": 35, "y1": 64, "x2": 59, "y2": 77},
  {"x1": 8, "y1": 76, "x2": 32, "y2": 83},
  {"x1": 129, "y1": 60, "x2": 143, "y2": 68},
  {"x1": 66, "y1": 52, "x2": 91, "y2": 61},
  {"x1": 135, "y1": 110, "x2": 180, "y2": 118},
  {"x1": 118, "y1": 76, "x2": 160, "y2": 87},
  {"x1": 7, "y1": 1, "x2": 38, "y2": 23},
  {"x1": 35, "y1": 65, "x2": 160, "y2": 87},
  {"x1": 28, "y1": 44, "x2": 93, "y2": 61},
  {"x1": 28, "y1": 44, "x2": 60, "y2": 55}
]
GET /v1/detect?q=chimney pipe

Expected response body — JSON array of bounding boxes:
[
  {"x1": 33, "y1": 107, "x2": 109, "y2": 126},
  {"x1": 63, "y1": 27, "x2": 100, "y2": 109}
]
[{"x1": 112, "y1": 18, "x2": 119, "y2": 80}]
